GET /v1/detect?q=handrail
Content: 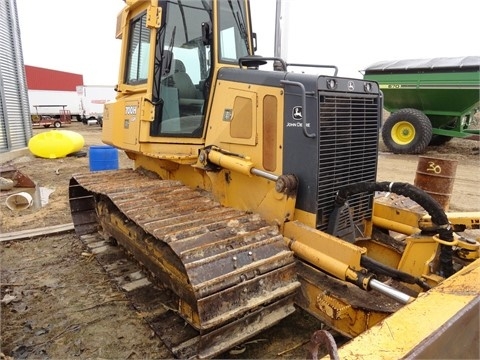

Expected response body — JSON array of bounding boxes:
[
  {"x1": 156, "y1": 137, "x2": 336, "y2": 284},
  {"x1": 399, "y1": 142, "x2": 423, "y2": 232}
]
[
  {"x1": 287, "y1": 63, "x2": 338, "y2": 76},
  {"x1": 280, "y1": 80, "x2": 316, "y2": 138}
]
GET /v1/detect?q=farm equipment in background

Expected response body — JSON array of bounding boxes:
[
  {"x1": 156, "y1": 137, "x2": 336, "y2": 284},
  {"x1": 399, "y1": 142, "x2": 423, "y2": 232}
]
[
  {"x1": 364, "y1": 56, "x2": 480, "y2": 154},
  {"x1": 68, "y1": 1, "x2": 480, "y2": 358},
  {"x1": 31, "y1": 106, "x2": 72, "y2": 128}
]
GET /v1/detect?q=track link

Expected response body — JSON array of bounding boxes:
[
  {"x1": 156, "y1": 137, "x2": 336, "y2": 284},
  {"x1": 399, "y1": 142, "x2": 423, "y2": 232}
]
[{"x1": 69, "y1": 169, "x2": 300, "y2": 358}]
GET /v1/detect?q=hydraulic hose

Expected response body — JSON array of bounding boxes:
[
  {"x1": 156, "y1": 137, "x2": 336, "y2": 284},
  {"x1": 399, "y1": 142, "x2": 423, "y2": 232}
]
[
  {"x1": 361, "y1": 255, "x2": 431, "y2": 291},
  {"x1": 335, "y1": 182, "x2": 455, "y2": 277}
]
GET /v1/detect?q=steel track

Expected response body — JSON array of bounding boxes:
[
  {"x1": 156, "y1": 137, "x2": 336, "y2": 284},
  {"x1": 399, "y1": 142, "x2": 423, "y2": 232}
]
[{"x1": 69, "y1": 169, "x2": 300, "y2": 358}]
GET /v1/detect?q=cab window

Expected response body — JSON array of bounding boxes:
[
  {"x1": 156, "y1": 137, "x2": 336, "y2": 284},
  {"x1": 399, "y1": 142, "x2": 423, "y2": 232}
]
[
  {"x1": 125, "y1": 13, "x2": 150, "y2": 84},
  {"x1": 152, "y1": 0, "x2": 212, "y2": 137},
  {"x1": 218, "y1": 1, "x2": 250, "y2": 63}
]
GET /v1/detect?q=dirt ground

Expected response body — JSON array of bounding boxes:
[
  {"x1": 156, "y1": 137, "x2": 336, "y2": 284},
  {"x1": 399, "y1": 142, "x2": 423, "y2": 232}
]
[{"x1": 1, "y1": 121, "x2": 479, "y2": 359}]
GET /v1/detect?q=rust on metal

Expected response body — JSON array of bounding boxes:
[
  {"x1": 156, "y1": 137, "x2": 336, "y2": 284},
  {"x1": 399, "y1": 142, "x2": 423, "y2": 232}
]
[
  {"x1": 0, "y1": 165, "x2": 36, "y2": 188},
  {"x1": 69, "y1": 169, "x2": 300, "y2": 357},
  {"x1": 295, "y1": 260, "x2": 402, "y2": 339},
  {"x1": 306, "y1": 329, "x2": 339, "y2": 360},
  {"x1": 414, "y1": 156, "x2": 458, "y2": 210}
]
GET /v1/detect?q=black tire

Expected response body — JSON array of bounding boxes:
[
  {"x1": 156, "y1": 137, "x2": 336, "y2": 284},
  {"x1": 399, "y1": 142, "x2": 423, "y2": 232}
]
[
  {"x1": 54, "y1": 121, "x2": 62, "y2": 128},
  {"x1": 429, "y1": 135, "x2": 453, "y2": 146},
  {"x1": 381, "y1": 108, "x2": 432, "y2": 154}
]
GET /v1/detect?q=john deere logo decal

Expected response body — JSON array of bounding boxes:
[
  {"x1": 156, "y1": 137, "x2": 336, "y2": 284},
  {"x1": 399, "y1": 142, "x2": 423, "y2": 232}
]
[{"x1": 292, "y1": 106, "x2": 302, "y2": 120}]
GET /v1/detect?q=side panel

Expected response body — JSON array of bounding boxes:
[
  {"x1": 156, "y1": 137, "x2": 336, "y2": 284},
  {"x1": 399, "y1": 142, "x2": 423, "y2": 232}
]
[
  {"x1": 203, "y1": 73, "x2": 296, "y2": 225},
  {"x1": 214, "y1": 69, "x2": 381, "y2": 232},
  {"x1": 102, "y1": 96, "x2": 142, "y2": 151},
  {"x1": 205, "y1": 73, "x2": 285, "y2": 175}
]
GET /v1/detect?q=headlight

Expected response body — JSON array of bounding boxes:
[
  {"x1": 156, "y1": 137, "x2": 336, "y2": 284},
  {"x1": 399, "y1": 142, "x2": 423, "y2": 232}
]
[{"x1": 326, "y1": 79, "x2": 337, "y2": 90}]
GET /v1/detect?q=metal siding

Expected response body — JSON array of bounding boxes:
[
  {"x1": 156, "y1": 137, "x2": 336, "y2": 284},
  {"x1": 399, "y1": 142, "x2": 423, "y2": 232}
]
[
  {"x1": 0, "y1": 1, "x2": 10, "y2": 151},
  {"x1": 0, "y1": 0, "x2": 32, "y2": 152},
  {"x1": 0, "y1": 73, "x2": 7, "y2": 151},
  {"x1": 25, "y1": 65, "x2": 84, "y2": 91}
]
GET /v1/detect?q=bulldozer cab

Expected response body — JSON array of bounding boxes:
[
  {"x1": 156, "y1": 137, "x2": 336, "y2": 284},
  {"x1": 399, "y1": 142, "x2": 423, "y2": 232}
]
[
  {"x1": 106, "y1": 0, "x2": 253, "y2": 148},
  {"x1": 104, "y1": 0, "x2": 382, "y2": 235}
]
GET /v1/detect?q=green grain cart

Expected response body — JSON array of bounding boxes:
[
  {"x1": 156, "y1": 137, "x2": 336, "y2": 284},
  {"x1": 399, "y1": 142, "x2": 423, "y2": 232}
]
[{"x1": 364, "y1": 56, "x2": 480, "y2": 154}]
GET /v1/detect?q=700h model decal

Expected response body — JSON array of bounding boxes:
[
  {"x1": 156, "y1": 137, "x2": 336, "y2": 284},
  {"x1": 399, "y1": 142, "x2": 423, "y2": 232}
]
[{"x1": 125, "y1": 105, "x2": 137, "y2": 115}]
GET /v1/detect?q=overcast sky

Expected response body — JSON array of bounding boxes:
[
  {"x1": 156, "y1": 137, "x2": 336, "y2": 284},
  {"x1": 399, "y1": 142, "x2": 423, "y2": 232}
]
[
  {"x1": 16, "y1": 0, "x2": 480, "y2": 84},
  {"x1": 16, "y1": 0, "x2": 124, "y2": 85}
]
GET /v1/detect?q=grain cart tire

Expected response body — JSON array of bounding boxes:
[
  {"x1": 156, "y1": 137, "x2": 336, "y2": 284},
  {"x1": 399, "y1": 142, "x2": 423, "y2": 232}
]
[{"x1": 381, "y1": 108, "x2": 432, "y2": 154}]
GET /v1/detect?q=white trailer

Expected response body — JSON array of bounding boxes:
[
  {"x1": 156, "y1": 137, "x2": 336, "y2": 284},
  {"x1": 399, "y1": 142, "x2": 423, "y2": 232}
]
[
  {"x1": 77, "y1": 85, "x2": 117, "y2": 125},
  {"x1": 28, "y1": 89, "x2": 83, "y2": 121}
]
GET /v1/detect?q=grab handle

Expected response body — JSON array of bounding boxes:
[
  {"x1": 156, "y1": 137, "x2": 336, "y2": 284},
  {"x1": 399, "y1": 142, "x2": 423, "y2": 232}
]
[{"x1": 281, "y1": 80, "x2": 316, "y2": 138}]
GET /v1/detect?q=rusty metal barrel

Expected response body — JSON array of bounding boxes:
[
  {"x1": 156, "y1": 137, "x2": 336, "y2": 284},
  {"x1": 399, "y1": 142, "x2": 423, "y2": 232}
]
[{"x1": 414, "y1": 156, "x2": 458, "y2": 210}]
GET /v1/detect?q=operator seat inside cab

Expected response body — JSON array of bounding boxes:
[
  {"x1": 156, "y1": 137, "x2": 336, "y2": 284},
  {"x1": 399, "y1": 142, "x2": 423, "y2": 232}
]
[
  {"x1": 159, "y1": 57, "x2": 205, "y2": 135},
  {"x1": 170, "y1": 59, "x2": 204, "y2": 116},
  {"x1": 172, "y1": 60, "x2": 198, "y2": 99}
]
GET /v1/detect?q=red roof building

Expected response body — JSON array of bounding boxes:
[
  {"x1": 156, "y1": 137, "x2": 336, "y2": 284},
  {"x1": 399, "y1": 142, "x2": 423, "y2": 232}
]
[{"x1": 25, "y1": 65, "x2": 84, "y2": 91}]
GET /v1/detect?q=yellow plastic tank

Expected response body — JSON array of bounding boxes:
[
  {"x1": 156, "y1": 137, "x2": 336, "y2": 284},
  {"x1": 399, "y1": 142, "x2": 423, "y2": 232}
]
[{"x1": 28, "y1": 130, "x2": 85, "y2": 159}]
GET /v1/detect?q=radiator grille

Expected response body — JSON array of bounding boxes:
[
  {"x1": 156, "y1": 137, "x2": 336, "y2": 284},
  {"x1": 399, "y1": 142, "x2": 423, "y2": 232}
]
[{"x1": 317, "y1": 94, "x2": 379, "y2": 231}]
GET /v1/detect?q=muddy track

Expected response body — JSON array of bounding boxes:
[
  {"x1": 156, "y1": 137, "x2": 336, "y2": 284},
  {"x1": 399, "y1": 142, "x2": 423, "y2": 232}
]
[
  {"x1": 79, "y1": 231, "x2": 189, "y2": 358},
  {"x1": 69, "y1": 169, "x2": 301, "y2": 358}
]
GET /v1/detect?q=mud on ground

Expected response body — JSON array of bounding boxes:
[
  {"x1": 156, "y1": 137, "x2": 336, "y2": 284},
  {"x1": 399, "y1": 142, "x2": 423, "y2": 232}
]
[
  {"x1": 0, "y1": 123, "x2": 321, "y2": 359},
  {"x1": 1, "y1": 121, "x2": 479, "y2": 359}
]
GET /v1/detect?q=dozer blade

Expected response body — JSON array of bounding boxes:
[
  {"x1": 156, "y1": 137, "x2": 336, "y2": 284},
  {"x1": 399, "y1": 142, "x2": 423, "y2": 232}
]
[{"x1": 69, "y1": 169, "x2": 300, "y2": 358}]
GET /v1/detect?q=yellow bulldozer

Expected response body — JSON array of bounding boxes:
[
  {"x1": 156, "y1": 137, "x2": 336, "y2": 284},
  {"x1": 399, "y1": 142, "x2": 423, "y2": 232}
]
[{"x1": 69, "y1": 0, "x2": 480, "y2": 358}]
